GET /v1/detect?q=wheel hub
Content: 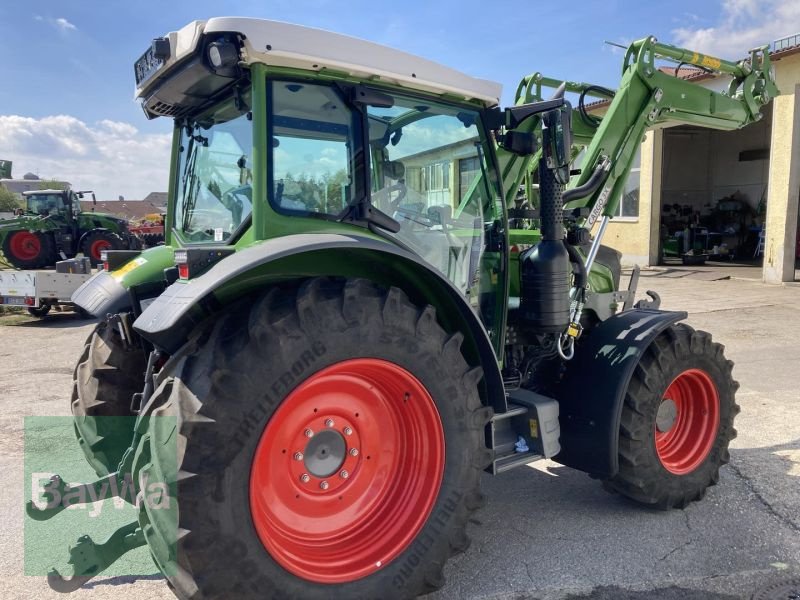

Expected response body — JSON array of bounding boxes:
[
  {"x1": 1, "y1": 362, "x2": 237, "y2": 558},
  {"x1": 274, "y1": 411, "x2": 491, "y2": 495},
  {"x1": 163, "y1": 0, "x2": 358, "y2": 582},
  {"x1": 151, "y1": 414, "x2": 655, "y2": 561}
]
[
  {"x1": 655, "y1": 368, "x2": 720, "y2": 475},
  {"x1": 303, "y1": 428, "x2": 346, "y2": 478},
  {"x1": 656, "y1": 398, "x2": 677, "y2": 432}
]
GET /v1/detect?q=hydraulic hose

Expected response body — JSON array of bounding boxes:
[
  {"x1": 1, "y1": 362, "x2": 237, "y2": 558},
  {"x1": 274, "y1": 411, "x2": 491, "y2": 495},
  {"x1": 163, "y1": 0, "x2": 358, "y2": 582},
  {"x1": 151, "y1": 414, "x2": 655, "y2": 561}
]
[
  {"x1": 562, "y1": 157, "x2": 610, "y2": 203},
  {"x1": 578, "y1": 85, "x2": 615, "y2": 127},
  {"x1": 565, "y1": 242, "x2": 588, "y2": 289}
]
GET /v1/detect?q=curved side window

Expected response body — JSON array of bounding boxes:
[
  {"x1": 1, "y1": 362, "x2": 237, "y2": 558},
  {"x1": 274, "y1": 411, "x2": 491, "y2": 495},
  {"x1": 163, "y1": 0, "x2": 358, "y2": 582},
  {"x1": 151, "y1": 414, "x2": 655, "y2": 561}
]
[{"x1": 268, "y1": 81, "x2": 360, "y2": 216}]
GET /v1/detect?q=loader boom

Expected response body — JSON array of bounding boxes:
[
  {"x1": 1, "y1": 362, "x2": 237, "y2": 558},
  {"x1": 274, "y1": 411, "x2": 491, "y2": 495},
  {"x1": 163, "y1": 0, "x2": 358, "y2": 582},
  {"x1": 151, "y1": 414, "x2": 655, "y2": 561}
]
[{"x1": 564, "y1": 37, "x2": 777, "y2": 225}]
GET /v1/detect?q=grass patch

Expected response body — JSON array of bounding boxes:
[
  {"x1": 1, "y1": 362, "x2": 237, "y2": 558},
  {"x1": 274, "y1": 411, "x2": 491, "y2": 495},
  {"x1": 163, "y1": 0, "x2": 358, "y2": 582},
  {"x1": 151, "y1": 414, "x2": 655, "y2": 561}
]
[{"x1": 0, "y1": 311, "x2": 34, "y2": 326}]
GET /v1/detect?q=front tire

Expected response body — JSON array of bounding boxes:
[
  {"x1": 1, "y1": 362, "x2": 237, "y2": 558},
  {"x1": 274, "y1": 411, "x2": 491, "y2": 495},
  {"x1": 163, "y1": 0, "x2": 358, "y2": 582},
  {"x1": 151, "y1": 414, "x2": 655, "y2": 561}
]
[
  {"x1": 136, "y1": 278, "x2": 491, "y2": 599},
  {"x1": 81, "y1": 230, "x2": 124, "y2": 266},
  {"x1": 603, "y1": 323, "x2": 739, "y2": 509}
]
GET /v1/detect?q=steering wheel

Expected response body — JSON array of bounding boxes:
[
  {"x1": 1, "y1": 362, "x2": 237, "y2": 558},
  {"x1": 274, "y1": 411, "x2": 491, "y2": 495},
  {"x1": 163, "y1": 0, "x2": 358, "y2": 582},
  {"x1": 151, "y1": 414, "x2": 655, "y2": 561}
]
[{"x1": 384, "y1": 181, "x2": 408, "y2": 213}]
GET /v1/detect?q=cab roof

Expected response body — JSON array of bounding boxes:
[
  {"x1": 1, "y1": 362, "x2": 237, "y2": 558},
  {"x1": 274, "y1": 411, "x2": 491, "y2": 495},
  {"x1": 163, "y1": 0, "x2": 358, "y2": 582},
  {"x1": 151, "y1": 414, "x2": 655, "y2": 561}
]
[{"x1": 136, "y1": 17, "x2": 502, "y2": 107}]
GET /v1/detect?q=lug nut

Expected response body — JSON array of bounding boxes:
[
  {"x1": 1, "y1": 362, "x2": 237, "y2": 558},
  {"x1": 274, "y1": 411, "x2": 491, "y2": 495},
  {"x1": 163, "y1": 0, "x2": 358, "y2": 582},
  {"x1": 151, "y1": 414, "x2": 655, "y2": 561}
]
[
  {"x1": 325, "y1": 418, "x2": 335, "y2": 427},
  {"x1": 293, "y1": 452, "x2": 303, "y2": 461},
  {"x1": 344, "y1": 427, "x2": 353, "y2": 436},
  {"x1": 320, "y1": 481, "x2": 329, "y2": 490},
  {"x1": 349, "y1": 448, "x2": 359, "y2": 457},
  {"x1": 300, "y1": 474, "x2": 310, "y2": 483},
  {"x1": 340, "y1": 470, "x2": 349, "y2": 479},
  {"x1": 304, "y1": 429, "x2": 314, "y2": 438}
]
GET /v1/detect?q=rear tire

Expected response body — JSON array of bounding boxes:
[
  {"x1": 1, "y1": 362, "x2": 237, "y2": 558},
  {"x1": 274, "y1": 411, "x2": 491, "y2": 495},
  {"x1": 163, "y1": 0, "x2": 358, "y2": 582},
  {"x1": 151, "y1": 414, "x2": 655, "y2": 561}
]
[
  {"x1": 71, "y1": 319, "x2": 145, "y2": 476},
  {"x1": 602, "y1": 323, "x2": 739, "y2": 509},
  {"x1": 2, "y1": 230, "x2": 55, "y2": 268},
  {"x1": 135, "y1": 278, "x2": 491, "y2": 599}
]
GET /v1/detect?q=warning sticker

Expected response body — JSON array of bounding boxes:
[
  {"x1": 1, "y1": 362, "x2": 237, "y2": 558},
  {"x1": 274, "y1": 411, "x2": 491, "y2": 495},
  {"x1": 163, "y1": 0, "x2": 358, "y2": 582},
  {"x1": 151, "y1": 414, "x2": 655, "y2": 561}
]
[{"x1": 111, "y1": 256, "x2": 147, "y2": 280}]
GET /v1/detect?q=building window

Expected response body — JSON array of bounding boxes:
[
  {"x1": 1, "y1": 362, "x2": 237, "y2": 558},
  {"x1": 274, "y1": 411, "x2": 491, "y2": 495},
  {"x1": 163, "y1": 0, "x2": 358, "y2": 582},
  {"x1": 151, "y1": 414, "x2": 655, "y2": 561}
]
[
  {"x1": 459, "y1": 156, "x2": 480, "y2": 201},
  {"x1": 421, "y1": 161, "x2": 449, "y2": 192},
  {"x1": 617, "y1": 147, "x2": 640, "y2": 218}
]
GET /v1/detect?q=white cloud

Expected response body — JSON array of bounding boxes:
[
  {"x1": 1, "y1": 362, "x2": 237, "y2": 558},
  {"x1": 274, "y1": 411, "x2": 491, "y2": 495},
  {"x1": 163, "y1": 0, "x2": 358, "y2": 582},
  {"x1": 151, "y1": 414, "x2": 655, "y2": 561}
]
[
  {"x1": 0, "y1": 114, "x2": 171, "y2": 200},
  {"x1": 54, "y1": 17, "x2": 76, "y2": 32},
  {"x1": 34, "y1": 15, "x2": 78, "y2": 33},
  {"x1": 672, "y1": 0, "x2": 800, "y2": 58}
]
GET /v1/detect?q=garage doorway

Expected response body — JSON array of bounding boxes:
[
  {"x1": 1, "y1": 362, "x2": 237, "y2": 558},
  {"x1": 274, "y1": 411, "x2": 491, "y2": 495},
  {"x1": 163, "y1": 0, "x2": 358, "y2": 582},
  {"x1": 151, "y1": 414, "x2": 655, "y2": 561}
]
[{"x1": 658, "y1": 104, "x2": 774, "y2": 277}]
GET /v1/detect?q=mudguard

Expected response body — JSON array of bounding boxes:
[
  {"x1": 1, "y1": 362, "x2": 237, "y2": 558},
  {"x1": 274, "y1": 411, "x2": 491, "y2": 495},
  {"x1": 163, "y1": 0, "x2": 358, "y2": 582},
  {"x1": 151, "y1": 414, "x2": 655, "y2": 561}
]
[
  {"x1": 552, "y1": 308, "x2": 687, "y2": 478},
  {"x1": 71, "y1": 270, "x2": 131, "y2": 316},
  {"x1": 133, "y1": 233, "x2": 506, "y2": 411}
]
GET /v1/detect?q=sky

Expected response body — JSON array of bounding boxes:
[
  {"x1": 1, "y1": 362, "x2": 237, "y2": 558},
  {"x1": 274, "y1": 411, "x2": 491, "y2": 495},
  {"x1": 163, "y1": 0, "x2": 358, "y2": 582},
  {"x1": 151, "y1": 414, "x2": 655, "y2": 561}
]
[{"x1": 0, "y1": 0, "x2": 798, "y2": 200}]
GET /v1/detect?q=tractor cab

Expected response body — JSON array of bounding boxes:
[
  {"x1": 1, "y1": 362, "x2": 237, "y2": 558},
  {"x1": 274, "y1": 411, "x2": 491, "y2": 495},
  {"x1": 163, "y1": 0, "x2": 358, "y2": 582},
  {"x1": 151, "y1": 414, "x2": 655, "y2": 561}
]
[
  {"x1": 135, "y1": 19, "x2": 510, "y2": 346},
  {"x1": 22, "y1": 189, "x2": 93, "y2": 222},
  {"x1": 24, "y1": 189, "x2": 71, "y2": 217}
]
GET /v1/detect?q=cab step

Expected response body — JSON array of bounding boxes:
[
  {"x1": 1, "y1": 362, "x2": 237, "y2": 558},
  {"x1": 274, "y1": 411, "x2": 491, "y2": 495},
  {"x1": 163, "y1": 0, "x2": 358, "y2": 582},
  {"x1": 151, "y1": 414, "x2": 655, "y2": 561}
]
[{"x1": 486, "y1": 389, "x2": 561, "y2": 475}]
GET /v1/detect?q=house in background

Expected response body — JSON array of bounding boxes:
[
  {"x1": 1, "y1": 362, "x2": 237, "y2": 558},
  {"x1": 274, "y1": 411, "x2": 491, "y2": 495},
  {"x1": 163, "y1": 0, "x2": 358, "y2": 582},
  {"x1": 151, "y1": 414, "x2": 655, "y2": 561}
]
[{"x1": 80, "y1": 192, "x2": 167, "y2": 221}]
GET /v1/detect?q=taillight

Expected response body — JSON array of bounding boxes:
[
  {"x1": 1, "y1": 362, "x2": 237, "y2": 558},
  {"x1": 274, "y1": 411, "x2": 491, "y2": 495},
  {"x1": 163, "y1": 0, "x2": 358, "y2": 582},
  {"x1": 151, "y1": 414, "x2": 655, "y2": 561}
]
[
  {"x1": 24, "y1": 297, "x2": 35, "y2": 306},
  {"x1": 173, "y1": 247, "x2": 234, "y2": 280}
]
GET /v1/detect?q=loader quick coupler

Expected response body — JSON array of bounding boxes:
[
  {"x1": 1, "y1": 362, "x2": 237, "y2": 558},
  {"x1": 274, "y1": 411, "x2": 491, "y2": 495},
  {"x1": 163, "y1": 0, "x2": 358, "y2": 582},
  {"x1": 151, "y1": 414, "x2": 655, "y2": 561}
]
[{"x1": 27, "y1": 472, "x2": 145, "y2": 592}]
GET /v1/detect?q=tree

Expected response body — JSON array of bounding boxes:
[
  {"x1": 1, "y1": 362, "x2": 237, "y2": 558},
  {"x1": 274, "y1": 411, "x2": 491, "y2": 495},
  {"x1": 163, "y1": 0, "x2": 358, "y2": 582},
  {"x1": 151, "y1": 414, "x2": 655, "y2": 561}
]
[
  {"x1": 38, "y1": 180, "x2": 69, "y2": 191},
  {"x1": 0, "y1": 186, "x2": 22, "y2": 212}
]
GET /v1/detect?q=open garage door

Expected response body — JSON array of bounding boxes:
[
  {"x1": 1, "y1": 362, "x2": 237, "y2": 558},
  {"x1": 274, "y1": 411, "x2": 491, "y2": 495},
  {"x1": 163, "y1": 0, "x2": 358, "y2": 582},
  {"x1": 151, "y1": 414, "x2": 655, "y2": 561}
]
[{"x1": 659, "y1": 104, "x2": 773, "y2": 271}]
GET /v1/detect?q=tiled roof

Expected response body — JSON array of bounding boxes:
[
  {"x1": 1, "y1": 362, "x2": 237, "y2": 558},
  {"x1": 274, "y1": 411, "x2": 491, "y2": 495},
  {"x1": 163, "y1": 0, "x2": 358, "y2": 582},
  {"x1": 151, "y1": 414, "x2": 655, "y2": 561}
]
[{"x1": 79, "y1": 200, "x2": 166, "y2": 220}]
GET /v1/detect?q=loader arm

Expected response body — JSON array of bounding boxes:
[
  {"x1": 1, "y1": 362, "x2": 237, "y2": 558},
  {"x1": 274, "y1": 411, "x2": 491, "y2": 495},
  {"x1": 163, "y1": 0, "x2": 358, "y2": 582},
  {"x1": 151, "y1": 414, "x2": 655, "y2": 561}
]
[
  {"x1": 497, "y1": 74, "x2": 613, "y2": 208},
  {"x1": 565, "y1": 37, "x2": 778, "y2": 226}
]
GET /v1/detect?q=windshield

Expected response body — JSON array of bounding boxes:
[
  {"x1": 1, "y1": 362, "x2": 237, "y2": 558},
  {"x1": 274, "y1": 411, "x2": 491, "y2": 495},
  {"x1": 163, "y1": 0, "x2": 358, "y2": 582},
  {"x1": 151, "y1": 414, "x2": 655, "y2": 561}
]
[
  {"x1": 174, "y1": 91, "x2": 253, "y2": 243},
  {"x1": 26, "y1": 193, "x2": 66, "y2": 216}
]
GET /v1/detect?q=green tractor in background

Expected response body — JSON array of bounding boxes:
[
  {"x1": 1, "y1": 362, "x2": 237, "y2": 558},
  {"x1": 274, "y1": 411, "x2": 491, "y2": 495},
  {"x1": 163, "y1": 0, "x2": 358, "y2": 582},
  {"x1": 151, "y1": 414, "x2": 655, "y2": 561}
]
[
  {"x1": 29, "y1": 18, "x2": 778, "y2": 599},
  {"x1": 0, "y1": 188, "x2": 140, "y2": 268}
]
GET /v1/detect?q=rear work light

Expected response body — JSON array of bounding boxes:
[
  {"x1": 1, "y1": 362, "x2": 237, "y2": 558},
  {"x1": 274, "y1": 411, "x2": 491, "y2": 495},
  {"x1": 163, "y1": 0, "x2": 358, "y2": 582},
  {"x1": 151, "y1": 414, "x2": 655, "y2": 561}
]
[{"x1": 174, "y1": 247, "x2": 235, "y2": 280}]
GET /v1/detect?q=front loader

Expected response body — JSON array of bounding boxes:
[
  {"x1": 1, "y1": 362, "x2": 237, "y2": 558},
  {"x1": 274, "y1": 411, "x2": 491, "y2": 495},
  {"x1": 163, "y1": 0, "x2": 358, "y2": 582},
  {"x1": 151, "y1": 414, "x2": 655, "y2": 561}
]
[{"x1": 30, "y1": 18, "x2": 776, "y2": 598}]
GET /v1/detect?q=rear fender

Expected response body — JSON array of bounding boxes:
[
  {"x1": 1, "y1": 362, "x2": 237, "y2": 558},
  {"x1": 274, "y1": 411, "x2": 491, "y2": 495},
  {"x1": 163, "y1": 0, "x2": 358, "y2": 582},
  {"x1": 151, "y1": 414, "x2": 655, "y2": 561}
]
[
  {"x1": 71, "y1": 245, "x2": 175, "y2": 316},
  {"x1": 132, "y1": 234, "x2": 505, "y2": 411},
  {"x1": 552, "y1": 308, "x2": 687, "y2": 477}
]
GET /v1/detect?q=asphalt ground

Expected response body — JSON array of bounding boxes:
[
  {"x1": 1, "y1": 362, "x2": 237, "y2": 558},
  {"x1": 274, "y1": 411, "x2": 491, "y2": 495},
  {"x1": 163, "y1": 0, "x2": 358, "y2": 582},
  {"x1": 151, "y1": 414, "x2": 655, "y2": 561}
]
[{"x1": 0, "y1": 273, "x2": 798, "y2": 599}]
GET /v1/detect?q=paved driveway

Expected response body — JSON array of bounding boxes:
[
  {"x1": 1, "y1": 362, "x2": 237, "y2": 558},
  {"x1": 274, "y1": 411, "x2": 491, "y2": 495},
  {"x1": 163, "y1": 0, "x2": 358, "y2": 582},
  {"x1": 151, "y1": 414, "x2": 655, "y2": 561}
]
[{"x1": 0, "y1": 273, "x2": 797, "y2": 599}]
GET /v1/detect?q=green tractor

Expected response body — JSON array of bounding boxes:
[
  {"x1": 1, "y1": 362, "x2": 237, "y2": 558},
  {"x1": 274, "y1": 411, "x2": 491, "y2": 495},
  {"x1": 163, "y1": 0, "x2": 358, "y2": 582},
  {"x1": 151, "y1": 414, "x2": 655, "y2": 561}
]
[
  {"x1": 0, "y1": 188, "x2": 140, "y2": 268},
  {"x1": 31, "y1": 18, "x2": 777, "y2": 598}
]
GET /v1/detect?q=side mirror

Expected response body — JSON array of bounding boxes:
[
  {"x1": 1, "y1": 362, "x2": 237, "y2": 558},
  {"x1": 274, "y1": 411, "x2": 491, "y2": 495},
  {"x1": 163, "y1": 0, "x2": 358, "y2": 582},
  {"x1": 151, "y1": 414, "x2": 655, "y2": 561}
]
[{"x1": 544, "y1": 103, "x2": 573, "y2": 184}]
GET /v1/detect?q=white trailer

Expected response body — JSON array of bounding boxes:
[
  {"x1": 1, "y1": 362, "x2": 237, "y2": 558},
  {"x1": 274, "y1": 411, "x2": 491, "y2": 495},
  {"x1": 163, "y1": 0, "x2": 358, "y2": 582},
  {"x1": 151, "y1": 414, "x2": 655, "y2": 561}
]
[{"x1": 0, "y1": 269, "x2": 94, "y2": 317}]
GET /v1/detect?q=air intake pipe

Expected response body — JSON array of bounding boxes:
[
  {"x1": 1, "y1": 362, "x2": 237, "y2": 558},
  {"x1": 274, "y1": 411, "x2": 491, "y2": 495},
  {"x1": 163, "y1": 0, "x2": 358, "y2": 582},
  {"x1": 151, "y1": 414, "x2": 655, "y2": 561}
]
[{"x1": 520, "y1": 118, "x2": 571, "y2": 334}]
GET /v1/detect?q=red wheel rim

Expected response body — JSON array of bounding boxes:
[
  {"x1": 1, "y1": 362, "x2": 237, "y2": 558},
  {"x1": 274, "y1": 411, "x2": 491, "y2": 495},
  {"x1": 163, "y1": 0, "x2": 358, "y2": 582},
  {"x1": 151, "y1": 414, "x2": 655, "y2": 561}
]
[
  {"x1": 9, "y1": 232, "x2": 41, "y2": 261},
  {"x1": 89, "y1": 239, "x2": 112, "y2": 261},
  {"x1": 655, "y1": 368, "x2": 720, "y2": 475},
  {"x1": 249, "y1": 359, "x2": 445, "y2": 583}
]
